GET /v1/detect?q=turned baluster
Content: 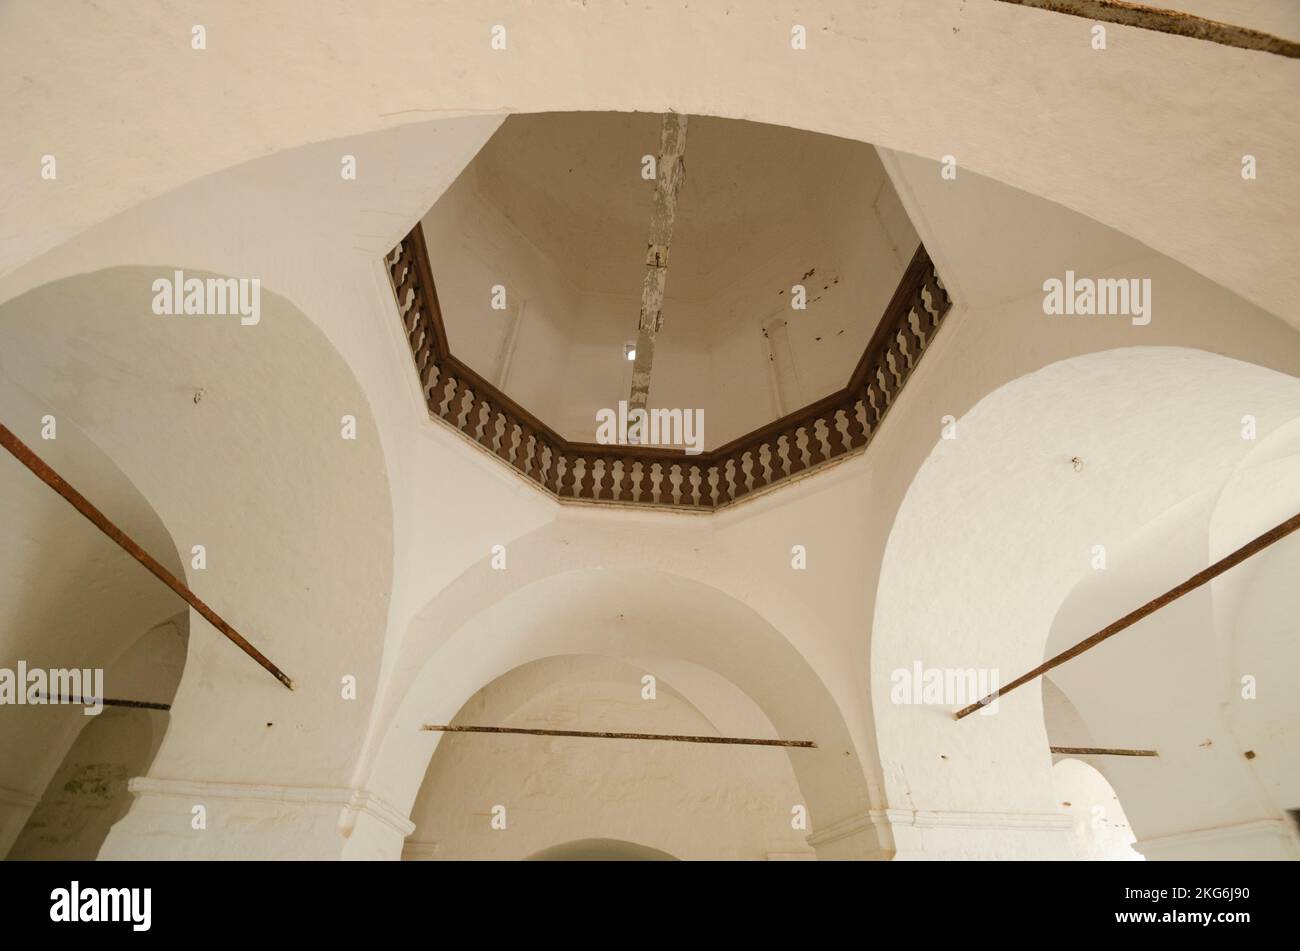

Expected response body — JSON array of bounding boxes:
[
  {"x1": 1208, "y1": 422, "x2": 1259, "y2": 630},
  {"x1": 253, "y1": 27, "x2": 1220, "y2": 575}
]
[
  {"x1": 733, "y1": 450, "x2": 754, "y2": 498},
  {"x1": 805, "y1": 418, "x2": 826, "y2": 467},
  {"x1": 697, "y1": 463, "x2": 715, "y2": 508},
  {"x1": 846, "y1": 388, "x2": 869, "y2": 448},
  {"x1": 865, "y1": 377, "x2": 885, "y2": 428},
  {"x1": 618, "y1": 456, "x2": 634, "y2": 502},
  {"x1": 825, "y1": 406, "x2": 848, "y2": 457},
  {"x1": 469, "y1": 391, "x2": 491, "y2": 444},
  {"x1": 748, "y1": 441, "x2": 769, "y2": 490},
  {"x1": 785, "y1": 425, "x2": 807, "y2": 475},
  {"x1": 714, "y1": 458, "x2": 733, "y2": 505},
  {"x1": 420, "y1": 360, "x2": 441, "y2": 411},
  {"x1": 901, "y1": 292, "x2": 925, "y2": 368},
  {"x1": 578, "y1": 454, "x2": 596, "y2": 499},
  {"x1": 516, "y1": 424, "x2": 535, "y2": 480},
  {"x1": 538, "y1": 441, "x2": 556, "y2": 492},
  {"x1": 626, "y1": 458, "x2": 644, "y2": 502},
  {"x1": 495, "y1": 411, "x2": 515, "y2": 463},
  {"x1": 557, "y1": 451, "x2": 577, "y2": 498},
  {"x1": 875, "y1": 363, "x2": 896, "y2": 409},
  {"x1": 597, "y1": 455, "x2": 614, "y2": 500},
  {"x1": 444, "y1": 376, "x2": 469, "y2": 427},
  {"x1": 649, "y1": 460, "x2": 663, "y2": 503},
  {"x1": 923, "y1": 269, "x2": 950, "y2": 327},
  {"x1": 681, "y1": 463, "x2": 697, "y2": 506},
  {"x1": 886, "y1": 331, "x2": 907, "y2": 389}
]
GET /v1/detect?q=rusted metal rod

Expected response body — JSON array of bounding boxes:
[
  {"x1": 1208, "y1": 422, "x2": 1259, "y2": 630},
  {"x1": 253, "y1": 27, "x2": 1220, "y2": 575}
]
[
  {"x1": 0, "y1": 422, "x2": 293, "y2": 691},
  {"x1": 1051, "y1": 746, "x2": 1157, "y2": 757},
  {"x1": 994, "y1": 0, "x2": 1300, "y2": 58},
  {"x1": 34, "y1": 693, "x2": 172, "y2": 712},
  {"x1": 955, "y1": 511, "x2": 1300, "y2": 720},
  {"x1": 423, "y1": 724, "x2": 816, "y2": 749}
]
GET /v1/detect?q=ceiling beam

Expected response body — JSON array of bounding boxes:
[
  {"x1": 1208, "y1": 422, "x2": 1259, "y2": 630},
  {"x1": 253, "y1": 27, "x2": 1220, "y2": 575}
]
[{"x1": 628, "y1": 112, "x2": 689, "y2": 420}]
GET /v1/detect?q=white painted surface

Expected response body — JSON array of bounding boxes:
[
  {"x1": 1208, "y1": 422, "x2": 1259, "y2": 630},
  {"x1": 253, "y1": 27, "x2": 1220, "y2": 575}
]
[{"x1": 1, "y1": 2, "x2": 1297, "y2": 860}]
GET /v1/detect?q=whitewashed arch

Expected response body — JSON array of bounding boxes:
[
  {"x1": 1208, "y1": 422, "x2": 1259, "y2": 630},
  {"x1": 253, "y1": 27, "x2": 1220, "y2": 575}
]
[
  {"x1": 365, "y1": 557, "x2": 881, "y2": 859},
  {"x1": 4, "y1": 4, "x2": 1295, "y2": 326},
  {"x1": 405, "y1": 653, "x2": 810, "y2": 860},
  {"x1": 0, "y1": 266, "x2": 396, "y2": 857},
  {"x1": 870, "y1": 347, "x2": 1300, "y2": 858}
]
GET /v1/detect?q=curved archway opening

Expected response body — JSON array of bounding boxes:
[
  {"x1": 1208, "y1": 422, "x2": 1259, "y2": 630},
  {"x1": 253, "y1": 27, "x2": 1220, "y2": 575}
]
[
  {"x1": 1052, "y1": 758, "x2": 1142, "y2": 861},
  {"x1": 404, "y1": 654, "x2": 811, "y2": 861},
  {"x1": 870, "y1": 346, "x2": 1300, "y2": 859},
  {"x1": 7, "y1": 614, "x2": 189, "y2": 860},
  {"x1": 0, "y1": 264, "x2": 397, "y2": 859},
  {"x1": 0, "y1": 373, "x2": 190, "y2": 859},
  {"x1": 526, "y1": 838, "x2": 678, "y2": 862},
  {"x1": 373, "y1": 559, "x2": 879, "y2": 859}
]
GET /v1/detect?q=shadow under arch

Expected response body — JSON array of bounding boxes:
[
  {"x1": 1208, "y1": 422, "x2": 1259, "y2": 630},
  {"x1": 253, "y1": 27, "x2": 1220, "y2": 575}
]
[
  {"x1": 0, "y1": 391, "x2": 191, "y2": 862},
  {"x1": 7, "y1": 613, "x2": 190, "y2": 860},
  {"x1": 367, "y1": 560, "x2": 882, "y2": 859},
  {"x1": 869, "y1": 346, "x2": 1300, "y2": 859},
  {"x1": 527, "y1": 839, "x2": 678, "y2": 861}
]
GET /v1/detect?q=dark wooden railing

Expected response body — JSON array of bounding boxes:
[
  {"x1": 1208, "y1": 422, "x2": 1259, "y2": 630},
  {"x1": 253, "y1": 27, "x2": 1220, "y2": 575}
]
[{"x1": 387, "y1": 223, "x2": 951, "y2": 510}]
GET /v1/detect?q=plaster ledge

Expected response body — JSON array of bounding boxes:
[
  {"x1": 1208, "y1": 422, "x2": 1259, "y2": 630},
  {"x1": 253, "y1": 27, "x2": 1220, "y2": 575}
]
[
  {"x1": 1136, "y1": 817, "x2": 1298, "y2": 853},
  {"x1": 127, "y1": 777, "x2": 416, "y2": 837},
  {"x1": 806, "y1": 808, "x2": 892, "y2": 848},
  {"x1": 886, "y1": 808, "x2": 1074, "y2": 833},
  {"x1": 809, "y1": 808, "x2": 1073, "y2": 846}
]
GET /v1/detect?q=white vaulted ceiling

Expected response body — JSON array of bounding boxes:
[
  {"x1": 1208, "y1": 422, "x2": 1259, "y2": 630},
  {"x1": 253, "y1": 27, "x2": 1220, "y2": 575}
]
[{"x1": 422, "y1": 113, "x2": 919, "y2": 447}]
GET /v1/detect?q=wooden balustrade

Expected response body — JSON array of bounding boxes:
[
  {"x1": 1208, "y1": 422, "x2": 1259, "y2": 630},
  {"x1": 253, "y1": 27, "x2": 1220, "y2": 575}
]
[{"x1": 387, "y1": 225, "x2": 951, "y2": 510}]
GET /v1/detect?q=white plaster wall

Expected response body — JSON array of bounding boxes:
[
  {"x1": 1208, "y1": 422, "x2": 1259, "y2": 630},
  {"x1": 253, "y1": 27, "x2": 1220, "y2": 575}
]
[
  {"x1": 364, "y1": 550, "x2": 883, "y2": 859},
  {"x1": 0, "y1": 4, "x2": 1295, "y2": 857},
  {"x1": 1220, "y1": 531, "x2": 1300, "y2": 832},
  {"x1": 420, "y1": 165, "x2": 576, "y2": 419},
  {"x1": 0, "y1": 266, "x2": 401, "y2": 859},
  {"x1": 2, "y1": 144, "x2": 1293, "y2": 859},
  {"x1": 7, "y1": 3, "x2": 1292, "y2": 327},
  {"x1": 0, "y1": 118, "x2": 567, "y2": 858},
  {"x1": 1035, "y1": 419, "x2": 1300, "y2": 859},
  {"x1": 370, "y1": 151, "x2": 1300, "y2": 860},
  {"x1": 871, "y1": 348, "x2": 1300, "y2": 854}
]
